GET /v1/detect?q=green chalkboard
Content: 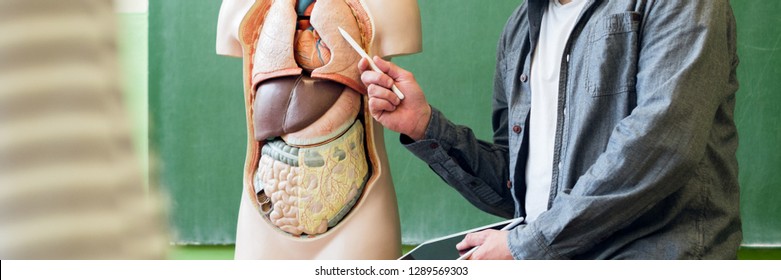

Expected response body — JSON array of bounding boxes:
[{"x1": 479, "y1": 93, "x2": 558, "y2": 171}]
[
  {"x1": 150, "y1": 0, "x2": 781, "y2": 247},
  {"x1": 732, "y1": 1, "x2": 781, "y2": 247},
  {"x1": 149, "y1": 1, "x2": 245, "y2": 244}
]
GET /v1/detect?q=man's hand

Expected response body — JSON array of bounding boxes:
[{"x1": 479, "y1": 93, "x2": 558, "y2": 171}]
[
  {"x1": 456, "y1": 230, "x2": 514, "y2": 260},
  {"x1": 358, "y1": 56, "x2": 431, "y2": 141}
]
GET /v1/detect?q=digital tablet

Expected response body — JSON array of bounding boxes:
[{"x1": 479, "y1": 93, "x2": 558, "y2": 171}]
[{"x1": 399, "y1": 218, "x2": 523, "y2": 260}]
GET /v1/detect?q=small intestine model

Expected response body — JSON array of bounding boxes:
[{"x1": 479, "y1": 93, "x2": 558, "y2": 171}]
[{"x1": 216, "y1": 0, "x2": 422, "y2": 259}]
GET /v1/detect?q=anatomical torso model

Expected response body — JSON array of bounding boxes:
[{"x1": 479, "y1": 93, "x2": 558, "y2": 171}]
[{"x1": 216, "y1": 0, "x2": 421, "y2": 259}]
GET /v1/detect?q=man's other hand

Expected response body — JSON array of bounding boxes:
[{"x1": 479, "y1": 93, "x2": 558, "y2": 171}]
[{"x1": 456, "y1": 229, "x2": 514, "y2": 260}]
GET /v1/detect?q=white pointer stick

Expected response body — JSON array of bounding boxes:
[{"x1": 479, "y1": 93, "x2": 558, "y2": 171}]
[
  {"x1": 338, "y1": 27, "x2": 405, "y2": 100},
  {"x1": 456, "y1": 217, "x2": 525, "y2": 260}
]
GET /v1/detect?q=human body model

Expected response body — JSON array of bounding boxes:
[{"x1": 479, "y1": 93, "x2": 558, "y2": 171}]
[{"x1": 216, "y1": 0, "x2": 421, "y2": 259}]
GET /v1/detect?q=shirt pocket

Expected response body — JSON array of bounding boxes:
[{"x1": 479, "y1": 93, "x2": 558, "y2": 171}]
[{"x1": 585, "y1": 12, "x2": 642, "y2": 97}]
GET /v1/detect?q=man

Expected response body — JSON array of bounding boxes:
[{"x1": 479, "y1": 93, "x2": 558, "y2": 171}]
[{"x1": 359, "y1": 0, "x2": 741, "y2": 259}]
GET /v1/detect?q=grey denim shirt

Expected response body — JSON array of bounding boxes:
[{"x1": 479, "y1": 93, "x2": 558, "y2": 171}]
[{"x1": 403, "y1": 0, "x2": 742, "y2": 259}]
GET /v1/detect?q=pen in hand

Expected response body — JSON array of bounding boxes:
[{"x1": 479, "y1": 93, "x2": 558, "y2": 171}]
[{"x1": 338, "y1": 27, "x2": 405, "y2": 100}]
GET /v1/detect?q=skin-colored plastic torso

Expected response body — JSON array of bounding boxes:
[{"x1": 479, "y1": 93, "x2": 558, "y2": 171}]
[{"x1": 216, "y1": 0, "x2": 421, "y2": 259}]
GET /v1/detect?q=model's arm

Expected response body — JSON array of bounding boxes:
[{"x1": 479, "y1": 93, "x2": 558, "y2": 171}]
[
  {"x1": 358, "y1": 33, "x2": 516, "y2": 217},
  {"x1": 508, "y1": 0, "x2": 738, "y2": 259}
]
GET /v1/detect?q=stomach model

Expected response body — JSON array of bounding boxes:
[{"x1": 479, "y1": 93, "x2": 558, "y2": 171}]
[{"x1": 239, "y1": 0, "x2": 376, "y2": 237}]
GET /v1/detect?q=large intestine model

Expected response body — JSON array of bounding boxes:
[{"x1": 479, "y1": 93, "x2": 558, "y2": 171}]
[{"x1": 216, "y1": 0, "x2": 422, "y2": 259}]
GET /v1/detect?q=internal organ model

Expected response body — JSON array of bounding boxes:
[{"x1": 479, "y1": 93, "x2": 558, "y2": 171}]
[
  {"x1": 218, "y1": 0, "x2": 421, "y2": 259},
  {"x1": 249, "y1": 0, "x2": 372, "y2": 237},
  {"x1": 293, "y1": 1, "x2": 330, "y2": 71}
]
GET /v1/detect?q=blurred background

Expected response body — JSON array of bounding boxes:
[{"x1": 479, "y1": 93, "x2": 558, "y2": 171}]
[
  {"x1": 2, "y1": 0, "x2": 779, "y2": 259},
  {"x1": 1, "y1": 0, "x2": 166, "y2": 259}
]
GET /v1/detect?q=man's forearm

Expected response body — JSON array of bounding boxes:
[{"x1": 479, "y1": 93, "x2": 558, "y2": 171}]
[{"x1": 403, "y1": 107, "x2": 515, "y2": 217}]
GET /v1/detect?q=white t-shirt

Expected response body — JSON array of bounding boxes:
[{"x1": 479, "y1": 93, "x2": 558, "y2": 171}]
[{"x1": 525, "y1": 0, "x2": 587, "y2": 222}]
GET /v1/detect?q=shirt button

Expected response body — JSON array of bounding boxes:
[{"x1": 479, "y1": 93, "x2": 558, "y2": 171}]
[
  {"x1": 512, "y1": 125, "x2": 522, "y2": 134},
  {"x1": 429, "y1": 143, "x2": 439, "y2": 149},
  {"x1": 520, "y1": 74, "x2": 528, "y2": 83}
]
